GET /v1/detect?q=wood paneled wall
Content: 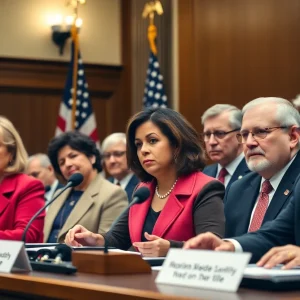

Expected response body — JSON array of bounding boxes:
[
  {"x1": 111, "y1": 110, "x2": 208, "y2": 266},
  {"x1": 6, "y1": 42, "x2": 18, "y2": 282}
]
[
  {"x1": 178, "y1": 0, "x2": 300, "y2": 133},
  {"x1": 0, "y1": 1, "x2": 132, "y2": 155}
]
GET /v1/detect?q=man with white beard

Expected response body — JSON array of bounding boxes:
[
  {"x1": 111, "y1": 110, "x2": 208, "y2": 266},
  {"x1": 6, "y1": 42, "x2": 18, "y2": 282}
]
[{"x1": 224, "y1": 97, "x2": 300, "y2": 237}]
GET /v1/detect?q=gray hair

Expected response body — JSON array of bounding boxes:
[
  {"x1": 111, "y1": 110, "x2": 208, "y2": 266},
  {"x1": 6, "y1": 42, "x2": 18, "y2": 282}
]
[
  {"x1": 242, "y1": 97, "x2": 300, "y2": 127},
  {"x1": 101, "y1": 133, "x2": 126, "y2": 153},
  {"x1": 201, "y1": 104, "x2": 242, "y2": 130},
  {"x1": 27, "y1": 153, "x2": 51, "y2": 168}
]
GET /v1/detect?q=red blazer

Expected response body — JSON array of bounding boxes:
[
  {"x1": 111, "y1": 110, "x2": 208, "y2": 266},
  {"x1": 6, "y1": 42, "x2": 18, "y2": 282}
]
[
  {"x1": 129, "y1": 172, "x2": 215, "y2": 243},
  {"x1": 0, "y1": 173, "x2": 45, "y2": 242}
]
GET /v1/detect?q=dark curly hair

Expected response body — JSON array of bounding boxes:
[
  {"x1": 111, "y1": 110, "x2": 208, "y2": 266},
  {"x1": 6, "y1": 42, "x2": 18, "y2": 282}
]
[
  {"x1": 126, "y1": 107, "x2": 206, "y2": 182},
  {"x1": 48, "y1": 131, "x2": 102, "y2": 178}
]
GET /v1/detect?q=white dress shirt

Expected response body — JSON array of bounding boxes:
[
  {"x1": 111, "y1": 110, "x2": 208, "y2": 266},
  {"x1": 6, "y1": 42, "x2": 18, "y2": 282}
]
[
  {"x1": 113, "y1": 173, "x2": 134, "y2": 190},
  {"x1": 216, "y1": 152, "x2": 244, "y2": 188}
]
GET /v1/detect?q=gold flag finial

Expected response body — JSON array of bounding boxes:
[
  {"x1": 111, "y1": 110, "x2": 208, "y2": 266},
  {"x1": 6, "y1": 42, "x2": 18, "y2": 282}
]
[
  {"x1": 142, "y1": 1, "x2": 163, "y2": 55},
  {"x1": 142, "y1": 1, "x2": 163, "y2": 25}
]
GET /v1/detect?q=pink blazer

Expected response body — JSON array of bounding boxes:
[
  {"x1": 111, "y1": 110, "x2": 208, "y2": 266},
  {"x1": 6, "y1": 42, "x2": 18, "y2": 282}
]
[
  {"x1": 0, "y1": 173, "x2": 45, "y2": 242},
  {"x1": 129, "y1": 172, "x2": 215, "y2": 243}
]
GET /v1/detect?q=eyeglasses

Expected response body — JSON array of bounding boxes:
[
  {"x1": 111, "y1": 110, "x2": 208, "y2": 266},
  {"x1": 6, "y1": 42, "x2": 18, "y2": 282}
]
[
  {"x1": 236, "y1": 126, "x2": 287, "y2": 144},
  {"x1": 202, "y1": 129, "x2": 240, "y2": 141},
  {"x1": 102, "y1": 151, "x2": 126, "y2": 160}
]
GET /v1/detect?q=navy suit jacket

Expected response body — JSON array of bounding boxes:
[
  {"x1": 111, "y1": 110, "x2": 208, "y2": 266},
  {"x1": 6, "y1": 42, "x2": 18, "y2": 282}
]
[
  {"x1": 108, "y1": 174, "x2": 139, "y2": 203},
  {"x1": 224, "y1": 152, "x2": 300, "y2": 238},
  {"x1": 234, "y1": 174, "x2": 300, "y2": 263},
  {"x1": 202, "y1": 157, "x2": 250, "y2": 189}
]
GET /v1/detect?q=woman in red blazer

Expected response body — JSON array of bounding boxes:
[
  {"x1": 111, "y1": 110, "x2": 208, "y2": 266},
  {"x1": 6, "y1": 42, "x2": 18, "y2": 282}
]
[
  {"x1": 65, "y1": 108, "x2": 225, "y2": 256},
  {"x1": 0, "y1": 116, "x2": 45, "y2": 242}
]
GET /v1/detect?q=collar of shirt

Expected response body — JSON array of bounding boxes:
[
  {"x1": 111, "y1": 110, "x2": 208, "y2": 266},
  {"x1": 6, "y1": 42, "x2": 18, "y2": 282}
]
[
  {"x1": 217, "y1": 152, "x2": 244, "y2": 177},
  {"x1": 259, "y1": 152, "x2": 298, "y2": 196},
  {"x1": 113, "y1": 173, "x2": 134, "y2": 189},
  {"x1": 45, "y1": 179, "x2": 59, "y2": 203},
  {"x1": 216, "y1": 152, "x2": 244, "y2": 187}
]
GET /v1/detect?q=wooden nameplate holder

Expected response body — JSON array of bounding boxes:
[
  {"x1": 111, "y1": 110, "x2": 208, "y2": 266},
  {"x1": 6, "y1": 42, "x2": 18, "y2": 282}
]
[{"x1": 72, "y1": 251, "x2": 151, "y2": 275}]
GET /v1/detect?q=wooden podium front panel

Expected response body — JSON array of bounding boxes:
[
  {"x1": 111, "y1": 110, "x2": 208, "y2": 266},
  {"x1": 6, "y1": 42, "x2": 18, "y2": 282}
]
[{"x1": 0, "y1": 271, "x2": 299, "y2": 300}]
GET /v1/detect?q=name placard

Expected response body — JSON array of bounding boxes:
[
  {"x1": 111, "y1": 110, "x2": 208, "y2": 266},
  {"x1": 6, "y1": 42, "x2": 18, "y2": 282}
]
[
  {"x1": 155, "y1": 249, "x2": 251, "y2": 292},
  {"x1": 0, "y1": 240, "x2": 31, "y2": 273}
]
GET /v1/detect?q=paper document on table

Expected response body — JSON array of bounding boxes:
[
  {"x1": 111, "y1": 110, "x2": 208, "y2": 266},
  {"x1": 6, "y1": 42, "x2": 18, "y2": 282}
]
[{"x1": 244, "y1": 264, "x2": 300, "y2": 278}]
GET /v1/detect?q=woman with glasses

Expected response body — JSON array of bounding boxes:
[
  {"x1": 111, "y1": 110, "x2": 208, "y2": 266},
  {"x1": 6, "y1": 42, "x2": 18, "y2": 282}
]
[
  {"x1": 65, "y1": 108, "x2": 225, "y2": 257},
  {"x1": 101, "y1": 133, "x2": 139, "y2": 202},
  {"x1": 44, "y1": 131, "x2": 128, "y2": 243}
]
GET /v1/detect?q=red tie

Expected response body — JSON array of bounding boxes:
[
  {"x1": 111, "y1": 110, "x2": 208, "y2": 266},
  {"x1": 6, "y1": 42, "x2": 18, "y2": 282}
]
[
  {"x1": 248, "y1": 180, "x2": 273, "y2": 232},
  {"x1": 217, "y1": 168, "x2": 228, "y2": 184}
]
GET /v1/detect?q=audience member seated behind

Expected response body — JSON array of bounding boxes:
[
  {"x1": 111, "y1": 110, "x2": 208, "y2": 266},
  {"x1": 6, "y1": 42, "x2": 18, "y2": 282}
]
[
  {"x1": 202, "y1": 104, "x2": 250, "y2": 189},
  {"x1": 65, "y1": 107, "x2": 225, "y2": 257},
  {"x1": 223, "y1": 97, "x2": 300, "y2": 238},
  {"x1": 184, "y1": 173, "x2": 300, "y2": 269},
  {"x1": 44, "y1": 131, "x2": 128, "y2": 243},
  {"x1": 0, "y1": 116, "x2": 45, "y2": 242},
  {"x1": 26, "y1": 153, "x2": 63, "y2": 204},
  {"x1": 102, "y1": 132, "x2": 139, "y2": 202}
]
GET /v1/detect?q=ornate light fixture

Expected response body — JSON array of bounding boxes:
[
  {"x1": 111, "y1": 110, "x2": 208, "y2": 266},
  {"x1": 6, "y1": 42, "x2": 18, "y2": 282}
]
[{"x1": 49, "y1": 0, "x2": 86, "y2": 55}]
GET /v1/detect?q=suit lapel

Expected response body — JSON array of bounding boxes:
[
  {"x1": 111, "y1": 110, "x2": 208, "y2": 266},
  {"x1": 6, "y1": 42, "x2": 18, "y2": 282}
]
[
  {"x1": 130, "y1": 181, "x2": 154, "y2": 242},
  {"x1": 264, "y1": 153, "x2": 300, "y2": 222},
  {"x1": 152, "y1": 193, "x2": 183, "y2": 237},
  {"x1": 58, "y1": 174, "x2": 102, "y2": 239},
  {"x1": 152, "y1": 174, "x2": 195, "y2": 238},
  {"x1": 229, "y1": 158, "x2": 250, "y2": 185},
  {"x1": 0, "y1": 176, "x2": 16, "y2": 217}
]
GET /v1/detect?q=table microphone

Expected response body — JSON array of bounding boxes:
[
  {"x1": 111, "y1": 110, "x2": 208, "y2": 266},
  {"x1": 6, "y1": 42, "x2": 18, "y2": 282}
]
[
  {"x1": 103, "y1": 186, "x2": 150, "y2": 253},
  {"x1": 22, "y1": 173, "x2": 84, "y2": 243}
]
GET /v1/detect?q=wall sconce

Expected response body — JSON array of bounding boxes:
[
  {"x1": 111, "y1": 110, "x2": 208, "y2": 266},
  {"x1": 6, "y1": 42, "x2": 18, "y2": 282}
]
[{"x1": 49, "y1": 15, "x2": 83, "y2": 55}]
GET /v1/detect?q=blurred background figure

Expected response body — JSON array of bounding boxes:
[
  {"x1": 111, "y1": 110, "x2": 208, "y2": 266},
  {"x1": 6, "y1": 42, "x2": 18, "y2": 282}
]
[
  {"x1": 102, "y1": 133, "x2": 139, "y2": 202},
  {"x1": 202, "y1": 104, "x2": 250, "y2": 189},
  {"x1": 26, "y1": 153, "x2": 63, "y2": 204},
  {"x1": 0, "y1": 116, "x2": 45, "y2": 242},
  {"x1": 44, "y1": 131, "x2": 128, "y2": 243},
  {"x1": 65, "y1": 107, "x2": 225, "y2": 257}
]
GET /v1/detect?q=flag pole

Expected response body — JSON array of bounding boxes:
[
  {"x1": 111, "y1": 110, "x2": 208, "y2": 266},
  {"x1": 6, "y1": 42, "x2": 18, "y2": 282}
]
[{"x1": 71, "y1": 25, "x2": 79, "y2": 130}]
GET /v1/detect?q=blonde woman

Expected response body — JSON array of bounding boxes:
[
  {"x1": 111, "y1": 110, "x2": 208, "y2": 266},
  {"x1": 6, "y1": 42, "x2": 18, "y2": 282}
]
[{"x1": 0, "y1": 116, "x2": 45, "y2": 242}]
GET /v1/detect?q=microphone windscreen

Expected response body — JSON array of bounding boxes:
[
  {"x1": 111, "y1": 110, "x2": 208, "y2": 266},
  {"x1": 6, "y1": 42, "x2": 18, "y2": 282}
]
[
  {"x1": 68, "y1": 173, "x2": 84, "y2": 187},
  {"x1": 133, "y1": 187, "x2": 150, "y2": 204}
]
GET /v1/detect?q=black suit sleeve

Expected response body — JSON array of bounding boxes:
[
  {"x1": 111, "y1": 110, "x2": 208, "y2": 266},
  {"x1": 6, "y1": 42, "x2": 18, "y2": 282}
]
[
  {"x1": 170, "y1": 180, "x2": 225, "y2": 248},
  {"x1": 235, "y1": 197, "x2": 296, "y2": 263}
]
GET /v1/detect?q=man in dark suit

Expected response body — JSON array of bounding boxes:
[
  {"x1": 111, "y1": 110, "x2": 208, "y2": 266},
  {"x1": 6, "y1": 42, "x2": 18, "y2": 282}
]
[
  {"x1": 223, "y1": 97, "x2": 300, "y2": 237},
  {"x1": 184, "y1": 97, "x2": 300, "y2": 268},
  {"x1": 202, "y1": 104, "x2": 250, "y2": 189},
  {"x1": 184, "y1": 174, "x2": 300, "y2": 268},
  {"x1": 26, "y1": 153, "x2": 63, "y2": 204},
  {"x1": 102, "y1": 133, "x2": 139, "y2": 202}
]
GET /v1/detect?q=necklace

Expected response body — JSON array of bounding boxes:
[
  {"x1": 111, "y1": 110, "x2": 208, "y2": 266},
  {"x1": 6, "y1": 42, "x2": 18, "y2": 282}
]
[{"x1": 155, "y1": 179, "x2": 178, "y2": 199}]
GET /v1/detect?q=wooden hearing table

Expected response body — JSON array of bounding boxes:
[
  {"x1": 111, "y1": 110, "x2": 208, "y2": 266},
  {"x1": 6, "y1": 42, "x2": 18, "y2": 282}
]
[{"x1": 0, "y1": 270, "x2": 299, "y2": 300}]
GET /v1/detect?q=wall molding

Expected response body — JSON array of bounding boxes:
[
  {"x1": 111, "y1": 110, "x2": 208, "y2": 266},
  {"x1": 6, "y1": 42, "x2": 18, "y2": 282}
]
[{"x1": 0, "y1": 57, "x2": 122, "y2": 98}]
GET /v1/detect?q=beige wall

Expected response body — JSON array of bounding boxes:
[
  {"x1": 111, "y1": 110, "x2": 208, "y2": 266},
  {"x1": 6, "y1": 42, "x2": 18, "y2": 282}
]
[{"x1": 0, "y1": 0, "x2": 121, "y2": 65}]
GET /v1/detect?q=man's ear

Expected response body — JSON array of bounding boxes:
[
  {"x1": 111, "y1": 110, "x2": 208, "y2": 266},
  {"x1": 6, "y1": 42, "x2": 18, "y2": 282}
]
[{"x1": 289, "y1": 126, "x2": 299, "y2": 149}]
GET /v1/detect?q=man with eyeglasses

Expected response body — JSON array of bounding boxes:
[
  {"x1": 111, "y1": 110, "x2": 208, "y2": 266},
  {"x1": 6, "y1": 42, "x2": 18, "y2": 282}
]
[
  {"x1": 102, "y1": 133, "x2": 139, "y2": 202},
  {"x1": 222, "y1": 97, "x2": 300, "y2": 238},
  {"x1": 202, "y1": 104, "x2": 250, "y2": 189}
]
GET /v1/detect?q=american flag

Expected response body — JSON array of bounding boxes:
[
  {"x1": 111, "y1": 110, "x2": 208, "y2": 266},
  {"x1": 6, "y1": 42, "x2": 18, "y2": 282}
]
[
  {"x1": 55, "y1": 42, "x2": 100, "y2": 147},
  {"x1": 143, "y1": 52, "x2": 168, "y2": 108}
]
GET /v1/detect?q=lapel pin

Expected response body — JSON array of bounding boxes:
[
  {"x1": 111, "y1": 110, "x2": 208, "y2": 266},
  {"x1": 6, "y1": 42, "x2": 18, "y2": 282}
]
[
  {"x1": 284, "y1": 189, "x2": 290, "y2": 196},
  {"x1": 238, "y1": 175, "x2": 243, "y2": 179}
]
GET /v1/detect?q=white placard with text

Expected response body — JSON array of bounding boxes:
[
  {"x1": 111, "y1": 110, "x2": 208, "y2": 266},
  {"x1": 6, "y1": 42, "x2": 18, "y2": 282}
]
[
  {"x1": 0, "y1": 240, "x2": 31, "y2": 273},
  {"x1": 155, "y1": 249, "x2": 251, "y2": 292}
]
